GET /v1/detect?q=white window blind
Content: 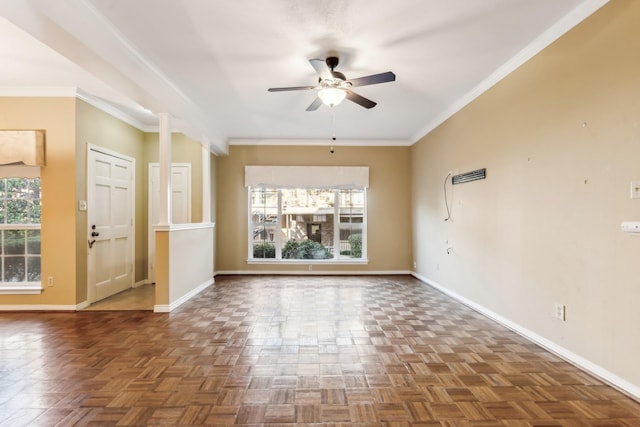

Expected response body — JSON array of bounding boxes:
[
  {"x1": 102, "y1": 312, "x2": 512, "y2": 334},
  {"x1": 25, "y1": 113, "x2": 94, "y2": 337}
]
[{"x1": 244, "y1": 166, "x2": 369, "y2": 189}]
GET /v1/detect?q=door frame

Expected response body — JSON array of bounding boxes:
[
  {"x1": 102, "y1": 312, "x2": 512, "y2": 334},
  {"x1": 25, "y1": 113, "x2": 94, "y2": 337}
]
[
  {"x1": 147, "y1": 162, "x2": 192, "y2": 283},
  {"x1": 87, "y1": 144, "x2": 136, "y2": 304}
]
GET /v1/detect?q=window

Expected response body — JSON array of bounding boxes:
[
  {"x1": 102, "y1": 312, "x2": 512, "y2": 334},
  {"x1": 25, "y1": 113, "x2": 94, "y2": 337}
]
[
  {"x1": 250, "y1": 188, "x2": 278, "y2": 259},
  {"x1": 249, "y1": 187, "x2": 367, "y2": 262},
  {"x1": 0, "y1": 178, "x2": 41, "y2": 289}
]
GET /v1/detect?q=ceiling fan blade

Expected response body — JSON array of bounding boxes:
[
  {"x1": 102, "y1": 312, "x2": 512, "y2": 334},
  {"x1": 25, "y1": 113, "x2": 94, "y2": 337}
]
[
  {"x1": 346, "y1": 90, "x2": 377, "y2": 109},
  {"x1": 309, "y1": 58, "x2": 333, "y2": 81},
  {"x1": 268, "y1": 85, "x2": 317, "y2": 92},
  {"x1": 347, "y1": 71, "x2": 396, "y2": 87},
  {"x1": 306, "y1": 97, "x2": 323, "y2": 111}
]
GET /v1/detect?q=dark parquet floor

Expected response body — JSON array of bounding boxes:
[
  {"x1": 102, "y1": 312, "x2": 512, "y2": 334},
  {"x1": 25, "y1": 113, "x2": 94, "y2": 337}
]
[{"x1": 1, "y1": 275, "x2": 639, "y2": 426}]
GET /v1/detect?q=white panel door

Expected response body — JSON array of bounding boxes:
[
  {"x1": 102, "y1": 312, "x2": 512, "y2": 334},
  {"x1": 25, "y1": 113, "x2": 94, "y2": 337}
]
[
  {"x1": 87, "y1": 148, "x2": 135, "y2": 303},
  {"x1": 148, "y1": 163, "x2": 191, "y2": 283}
]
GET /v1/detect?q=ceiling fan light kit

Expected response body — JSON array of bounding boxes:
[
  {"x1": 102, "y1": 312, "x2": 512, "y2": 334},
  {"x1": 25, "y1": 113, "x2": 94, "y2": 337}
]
[
  {"x1": 318, "y1": 87, "x2": 347, "y2": 106},
  {"x1": 268, "y1": 56, "x2": 395, "y2": 111}
]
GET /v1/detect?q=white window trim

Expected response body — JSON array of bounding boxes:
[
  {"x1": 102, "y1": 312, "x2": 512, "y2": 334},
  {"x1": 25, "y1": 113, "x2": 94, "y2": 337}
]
[
  {"x1": 0, "y1": 171, "x2": 42, "y2": 294},
  {"x1": 0, "y1": 285, "x2": 42, "y2": 295},
  {"x1": 247, "y1": 258, "x2": 369, "y2": 265},
  {"x1": 276, "y1": 190, "x2": 283, "y2": 259}
]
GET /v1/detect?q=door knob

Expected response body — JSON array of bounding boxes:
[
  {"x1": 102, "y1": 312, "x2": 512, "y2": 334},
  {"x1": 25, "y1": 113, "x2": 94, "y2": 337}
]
[{"x1": 91, "y1": 231, "x2": 100, "y2": 237}]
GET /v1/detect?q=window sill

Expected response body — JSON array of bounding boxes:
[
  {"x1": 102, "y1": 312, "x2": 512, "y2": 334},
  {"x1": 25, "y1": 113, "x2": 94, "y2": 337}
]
[
  {"x1": 0, "y1": 285, "x2": 43, "y2": 295},
  {"x1": 247, "y1": 259, "x2": 369, "y2": 265}
]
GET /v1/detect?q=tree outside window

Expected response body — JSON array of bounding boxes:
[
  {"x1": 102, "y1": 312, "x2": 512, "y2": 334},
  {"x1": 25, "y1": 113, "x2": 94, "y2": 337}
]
[
  {"x1": 0, "y1": 178, "x2": 41, "y2": 284},
  {"x1": 249, "y1": 187, "x2": 366, "y2": 261}
]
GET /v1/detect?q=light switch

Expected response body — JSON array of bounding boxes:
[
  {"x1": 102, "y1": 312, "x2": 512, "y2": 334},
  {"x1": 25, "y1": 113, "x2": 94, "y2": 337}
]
[
  {"x1": 631, "y1": 181, "x2": 640, "y2": 199},
  {"x1": 78, "y1": 200, "x2": 87, "y2": 211}
]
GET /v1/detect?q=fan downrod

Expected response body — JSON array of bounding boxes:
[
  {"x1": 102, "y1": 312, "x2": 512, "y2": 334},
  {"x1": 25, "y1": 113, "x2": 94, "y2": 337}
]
[
  {"x1": 326, "y1": 56, "x2": 339, "y2": 70},
  {"x1": 325, "y1": 57, "x2": 346, "y2": 81}
]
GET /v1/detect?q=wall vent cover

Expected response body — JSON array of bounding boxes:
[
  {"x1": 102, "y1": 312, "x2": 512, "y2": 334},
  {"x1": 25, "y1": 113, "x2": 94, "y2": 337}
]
[{"x1": 452, "y1": 168, "x2": 486, "y2": 185}]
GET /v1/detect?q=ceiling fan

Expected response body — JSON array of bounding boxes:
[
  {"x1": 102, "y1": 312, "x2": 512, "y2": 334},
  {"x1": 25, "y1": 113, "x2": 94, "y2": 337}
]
[{"x1": 268, "y1": 56, "x2": 396, "y2": 111}]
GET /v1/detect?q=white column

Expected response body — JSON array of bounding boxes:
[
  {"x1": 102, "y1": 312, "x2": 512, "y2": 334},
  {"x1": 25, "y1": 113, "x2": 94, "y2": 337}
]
[
  {"x1": 158, "y1": 113, "x2": 172, "y2": 225},
  {"x1": 201, "y1": 144, "x2": 211, "y2": 223}
]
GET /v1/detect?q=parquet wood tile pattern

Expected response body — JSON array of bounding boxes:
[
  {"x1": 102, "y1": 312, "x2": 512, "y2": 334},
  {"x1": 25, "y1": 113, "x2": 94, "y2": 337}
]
[{"x1": 1, "y1": 275, "x2": 639, "y2": 426}]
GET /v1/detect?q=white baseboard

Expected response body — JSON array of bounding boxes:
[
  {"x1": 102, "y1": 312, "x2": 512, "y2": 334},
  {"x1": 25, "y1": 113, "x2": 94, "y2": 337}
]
[
  {"x1": 411, "y1": 272, "x2": 640, "y2": 402},
  {"x1": 214, "y1": 270, "x2": 412, "y2": 276},
  {"x1": 76, "y1": 300, "x2": 90, "y2": 310},
  {"x1": 1, "y1": 280, "x2": 196, "y2": 312},
  {"x1": 0, "y1": 304, "x2": 78, "y2": 311},
  {"x1": 154, "y1": 278, "x2": 214, "y2": 313}
]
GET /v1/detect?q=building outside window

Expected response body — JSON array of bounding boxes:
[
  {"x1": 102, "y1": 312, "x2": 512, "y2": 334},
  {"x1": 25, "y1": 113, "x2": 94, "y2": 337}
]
[
  {"x1": 249, "y1": 187, "x2": 366, "y2": 261},
  {"x1": 0, "y1": 177, "x2": 41, "y2": 287}
]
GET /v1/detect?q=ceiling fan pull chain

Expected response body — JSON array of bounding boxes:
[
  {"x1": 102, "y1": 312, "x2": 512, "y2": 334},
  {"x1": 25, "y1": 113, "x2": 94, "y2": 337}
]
[
  {"x1": 331, "y1": 108, "x2": 337, "y2": 141},
  {"x1": 330, "y1": 108, "x2": 336, "y2": 154}
]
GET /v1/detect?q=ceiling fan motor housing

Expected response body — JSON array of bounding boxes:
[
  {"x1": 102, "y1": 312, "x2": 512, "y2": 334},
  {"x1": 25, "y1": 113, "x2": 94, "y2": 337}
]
[{"x1": 326, "y1": 56, "x2": 340, "y2": 70}]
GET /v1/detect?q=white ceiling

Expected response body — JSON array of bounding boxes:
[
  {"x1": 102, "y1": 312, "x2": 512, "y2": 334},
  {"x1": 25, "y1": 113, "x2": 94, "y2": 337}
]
[{"x1": 0, "y1": 0, "x2": 607, "y2": 154}]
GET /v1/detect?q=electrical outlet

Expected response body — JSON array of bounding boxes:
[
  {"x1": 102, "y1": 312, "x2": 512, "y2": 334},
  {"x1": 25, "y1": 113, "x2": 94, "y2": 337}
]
[
  {"x1": 47, "y1": 277, "x2": 54, "y2": 287},
  {"x1": 413, "y1": 261, "x2": 417, "y2": 269},
  {"x1": 554, "y1": 303, "x2": 566, "y2": 321},
  {"x1": 308, "y1": 265, "x2": 312, "y2": 271}
]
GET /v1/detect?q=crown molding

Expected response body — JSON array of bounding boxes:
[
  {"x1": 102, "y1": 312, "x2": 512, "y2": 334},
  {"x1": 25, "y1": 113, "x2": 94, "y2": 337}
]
[
  {"x1": 0, "y1": 86, "x2": 157, "y2": 132},
  {"x1": 75, "y1": 89, "x2": 157, "y2": 132},
  {"x1": 228, "y1": 138, "x2": 413, "y2": 147}
]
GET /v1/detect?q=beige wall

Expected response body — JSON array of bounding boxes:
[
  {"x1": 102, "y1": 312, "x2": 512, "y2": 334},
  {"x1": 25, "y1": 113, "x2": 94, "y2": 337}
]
[
  {"x1": 411, "y1": 0, "x2": 640, "y2": 389},
  {"x1": 216, "y1": 145, "x2": 412, "y2": 273},
  {"x1": 0, "y1": 97, "x2": 78, "y2": 305}
]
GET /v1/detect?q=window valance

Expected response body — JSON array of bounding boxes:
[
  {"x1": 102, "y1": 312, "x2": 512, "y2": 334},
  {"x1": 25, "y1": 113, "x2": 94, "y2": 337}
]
[
  {"x1": 244, "y1": 166, "x2": 369, "y2": 189},
  {"x1": 0, "y1": 130, "x2": 45, "y2": 166}
]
